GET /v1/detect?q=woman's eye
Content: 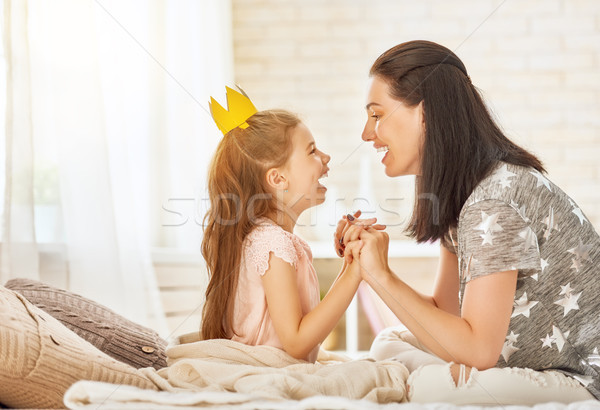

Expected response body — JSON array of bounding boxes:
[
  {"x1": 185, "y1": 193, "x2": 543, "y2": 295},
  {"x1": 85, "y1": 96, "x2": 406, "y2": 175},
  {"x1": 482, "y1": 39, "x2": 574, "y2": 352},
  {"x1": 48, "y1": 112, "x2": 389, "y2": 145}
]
[{"x1": 371, "y1": 114, "x2": 381, "y2": 121}]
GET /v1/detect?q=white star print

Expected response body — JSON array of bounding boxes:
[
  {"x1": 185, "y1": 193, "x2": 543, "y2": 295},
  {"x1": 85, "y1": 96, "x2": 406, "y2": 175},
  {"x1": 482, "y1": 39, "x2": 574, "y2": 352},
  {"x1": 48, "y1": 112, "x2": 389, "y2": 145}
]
[
  {"x1": 475, "y1": 211, "x2": 503, "y2": 234},
  {"x1": 506, "y1": 331, "x2": 519, "y2": 344},
  {"x1": 572, "y1": 207, "x2": 588, "y2": 225},
  {"x1": 551, "y1": 326, "x2": 570, "y2": 352},
  {"x1": 530, "y1": 273, "x2": 539, "y2": 281},
  {"x1": 571, "y1": 258, "x2": 583, "y2": 272},
  {"x1": 559, "y1": 283, "x2": 574, "y2": 296},
  {"x1": 540, "y1": 258, "x2": 549, "y2": 273},
  {"x1": 511, "y1": 292, "x2": 539, "y2": 318},
  {"x1": 492, "y1": 164, "x2": 517, "y2": 189},
  {"x1": 573, "y1": 375, "x2": 594, "y2": 387},
  {"x1": 519, "y1": 227, "x2": 537, "y2": 250},
  {"x1": 587, "y1": 348, "x2": 600, "y2": 367},
  {"x1": 480, "y1": 231, "x2": 494, "y2": 245},
  {"x1": 541, "y1": 334, "x2": 554, "y2": 348},
  {"x1": 567, "y1": 241, "x2": 593, "y2": 262},
  {"x1": 462, "y1": 255, "x2": 474, "y2": 282},
  {"x1": 529, "y1": 171, "x2": 552, "y2": 192},
  {"x1": 510, "y1": 200, "x2": 530, "y2": 223},
  {"x1": 542, "y1": 207, "x2": 559, "y2": 240},
  {"x1": 501, "y1": 340, "x2": 520, "y2": 363},
  {"x1": 554, "y1": 289, "x2": 582, "y2": 317}
]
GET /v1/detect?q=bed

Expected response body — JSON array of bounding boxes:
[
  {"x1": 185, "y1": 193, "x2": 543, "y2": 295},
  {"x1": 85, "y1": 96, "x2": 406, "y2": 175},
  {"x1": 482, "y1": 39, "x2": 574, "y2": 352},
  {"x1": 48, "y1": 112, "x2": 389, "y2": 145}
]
[{"x1": 2, "y1": 278, "x2": 598, "y2": 410}]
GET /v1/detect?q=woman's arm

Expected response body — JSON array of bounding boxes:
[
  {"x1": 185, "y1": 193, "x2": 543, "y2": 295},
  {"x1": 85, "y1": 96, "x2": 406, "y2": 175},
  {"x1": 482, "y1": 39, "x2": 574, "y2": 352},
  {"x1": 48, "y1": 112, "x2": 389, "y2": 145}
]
[
  {"x1": 340, "y1": 223, "x2": 459, "y2": 313},
  {"x1": 358, "y1": 228, "x2": 517, "y2": 369},
  {"x1": 261, "y1": 243, "x2": 362, "y2": 360},
  {"x1": 430, "y1": 246, "x2": 460, "y2": 316},
  {"x1": 385, "y1": 246, "x2": 460, "y2": 312}
]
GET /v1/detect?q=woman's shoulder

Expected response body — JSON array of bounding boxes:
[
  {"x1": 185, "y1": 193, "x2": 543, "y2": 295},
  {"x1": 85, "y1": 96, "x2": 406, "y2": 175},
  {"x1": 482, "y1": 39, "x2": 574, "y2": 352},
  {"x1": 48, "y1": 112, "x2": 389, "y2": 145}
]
[
  {"x1": 463, "y1": 162, "x2": 554, "y2": 209},
  {"x1": 460, "y1": 162, "x2": 592, "y2": 234}
]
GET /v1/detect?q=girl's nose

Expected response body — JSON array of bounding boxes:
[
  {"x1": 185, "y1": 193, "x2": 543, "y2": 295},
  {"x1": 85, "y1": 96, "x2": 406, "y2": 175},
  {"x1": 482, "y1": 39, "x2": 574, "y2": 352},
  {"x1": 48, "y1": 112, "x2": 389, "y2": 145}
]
[{"x1": 322, "y1": 152, "x2": 331, "y2": 164}]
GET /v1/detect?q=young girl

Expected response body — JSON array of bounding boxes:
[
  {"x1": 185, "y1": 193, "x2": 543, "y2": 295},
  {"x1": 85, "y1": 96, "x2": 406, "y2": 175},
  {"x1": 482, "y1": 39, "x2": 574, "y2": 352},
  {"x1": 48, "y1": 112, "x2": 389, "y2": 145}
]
[{"x1": 201, "y1": 87, "x2": 369, "y2": 362}]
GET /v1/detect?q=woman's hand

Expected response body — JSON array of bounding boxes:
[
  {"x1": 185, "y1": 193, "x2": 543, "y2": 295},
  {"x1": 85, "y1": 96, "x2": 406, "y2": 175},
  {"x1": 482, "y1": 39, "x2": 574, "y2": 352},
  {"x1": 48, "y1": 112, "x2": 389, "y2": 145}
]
[
  {"x1": 333, "y1": 210, "x2": 385, "y2": 257},
  {"x1": 356, "y1": 227, "x2": 390, "y2": 283}
]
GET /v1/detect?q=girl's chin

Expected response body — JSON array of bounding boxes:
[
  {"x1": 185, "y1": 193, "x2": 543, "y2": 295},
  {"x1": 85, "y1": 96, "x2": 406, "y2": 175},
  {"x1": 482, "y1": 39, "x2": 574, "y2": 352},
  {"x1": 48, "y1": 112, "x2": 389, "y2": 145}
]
[{"x1": 314, "y1": 193, "x2": 327, "y2": 207}]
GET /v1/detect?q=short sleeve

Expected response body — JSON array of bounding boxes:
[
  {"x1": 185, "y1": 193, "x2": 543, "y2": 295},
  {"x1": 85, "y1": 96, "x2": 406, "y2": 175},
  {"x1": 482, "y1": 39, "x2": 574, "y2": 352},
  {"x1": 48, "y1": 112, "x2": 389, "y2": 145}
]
[
  {"x1": 440, "y1": 228, "x2": 457, "y2": 254},
  {"x1": 244, "y1": 226, "x2": 299, "y2": 277},
  {"x1": 459, "y1": 199, "x2": 540, "y2": 281}
]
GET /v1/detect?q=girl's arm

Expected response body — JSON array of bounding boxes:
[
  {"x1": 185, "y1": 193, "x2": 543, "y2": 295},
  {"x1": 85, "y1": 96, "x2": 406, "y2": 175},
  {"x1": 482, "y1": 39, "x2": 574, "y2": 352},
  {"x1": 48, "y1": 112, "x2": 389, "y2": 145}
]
[
  {"x1": 358, "y1": 228, "x2": 517, "y2": 369},
  {"x1": 261, "y1": 244, "x2": 362, "y2": 360}
]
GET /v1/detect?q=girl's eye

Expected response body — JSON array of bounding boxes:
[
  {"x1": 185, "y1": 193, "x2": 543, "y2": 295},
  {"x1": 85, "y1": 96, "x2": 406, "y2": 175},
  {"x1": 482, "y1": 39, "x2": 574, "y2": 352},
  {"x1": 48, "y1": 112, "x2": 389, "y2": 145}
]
[
  {"x1": 310, "y1": 148, "x2": 316, "y2": 154},
  {"x1": 371, "y1": 114, "x2": 381, "y2": 121}
]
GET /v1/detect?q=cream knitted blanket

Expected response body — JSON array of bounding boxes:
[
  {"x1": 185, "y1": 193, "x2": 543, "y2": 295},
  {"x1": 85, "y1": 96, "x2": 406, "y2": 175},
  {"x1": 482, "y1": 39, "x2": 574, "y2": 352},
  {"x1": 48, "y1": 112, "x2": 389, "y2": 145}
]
[{"x1": 65, "y1": 339, "x2": 409, "y2": 407}]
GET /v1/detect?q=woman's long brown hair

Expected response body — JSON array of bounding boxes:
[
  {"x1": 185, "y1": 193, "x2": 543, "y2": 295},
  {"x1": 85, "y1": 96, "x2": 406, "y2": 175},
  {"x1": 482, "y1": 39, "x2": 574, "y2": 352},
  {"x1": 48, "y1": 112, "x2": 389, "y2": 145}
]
[
  {"x1": 201, "y1": 109, "x2": 300, "y2": 340},
  {"x1": 370, "y1": 40, "x2": 545, "y2": 243}
]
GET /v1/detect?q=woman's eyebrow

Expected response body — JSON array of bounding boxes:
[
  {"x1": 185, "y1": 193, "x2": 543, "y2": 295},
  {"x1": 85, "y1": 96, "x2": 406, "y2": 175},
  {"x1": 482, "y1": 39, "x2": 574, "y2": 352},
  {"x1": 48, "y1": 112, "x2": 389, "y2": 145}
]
[{"x1": 365, "y1": 102, "x2": 381, "y2": 110}]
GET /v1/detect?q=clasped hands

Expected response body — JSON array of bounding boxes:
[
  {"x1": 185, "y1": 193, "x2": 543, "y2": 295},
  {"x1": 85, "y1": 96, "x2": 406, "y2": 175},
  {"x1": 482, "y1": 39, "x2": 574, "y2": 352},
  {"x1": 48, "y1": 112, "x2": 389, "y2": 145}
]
[{"x1": 333, "y1": 210, "x2": 391, "y2": 283}]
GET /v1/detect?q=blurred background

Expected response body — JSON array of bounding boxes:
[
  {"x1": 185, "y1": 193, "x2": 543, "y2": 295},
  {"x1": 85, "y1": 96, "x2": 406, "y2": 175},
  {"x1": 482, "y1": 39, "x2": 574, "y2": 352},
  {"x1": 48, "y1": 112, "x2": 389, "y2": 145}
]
[{"x1": 1, "y1": 0, "x2": 599, "y2": 350}]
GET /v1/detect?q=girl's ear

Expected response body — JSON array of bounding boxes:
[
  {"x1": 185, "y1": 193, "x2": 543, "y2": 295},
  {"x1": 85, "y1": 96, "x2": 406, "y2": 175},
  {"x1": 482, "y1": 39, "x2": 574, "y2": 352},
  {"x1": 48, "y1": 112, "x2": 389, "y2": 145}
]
[{"x1": 265, "y1": 167, "x2": 288, "y2": 191}]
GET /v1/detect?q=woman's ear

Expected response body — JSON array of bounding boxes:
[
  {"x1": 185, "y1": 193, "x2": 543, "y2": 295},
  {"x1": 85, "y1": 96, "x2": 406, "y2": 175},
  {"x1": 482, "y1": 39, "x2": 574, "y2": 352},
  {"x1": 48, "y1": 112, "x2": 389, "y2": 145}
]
[
  {"x1": 418, "y1": 100, "x2": 426, "y2": 130},
  {"x1": 265, "y1": 168, "x2": 288, "y2": 191}
]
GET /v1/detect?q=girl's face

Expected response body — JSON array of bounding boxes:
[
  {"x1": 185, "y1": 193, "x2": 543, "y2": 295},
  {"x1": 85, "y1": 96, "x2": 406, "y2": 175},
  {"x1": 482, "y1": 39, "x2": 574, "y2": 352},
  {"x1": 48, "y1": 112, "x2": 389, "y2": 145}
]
[
  {"x1": 282, "y1": 122, "x2": 331, "y2": 215},
  {"x1": 361, "y1": 76, "x2": 425, "y2": 177}
]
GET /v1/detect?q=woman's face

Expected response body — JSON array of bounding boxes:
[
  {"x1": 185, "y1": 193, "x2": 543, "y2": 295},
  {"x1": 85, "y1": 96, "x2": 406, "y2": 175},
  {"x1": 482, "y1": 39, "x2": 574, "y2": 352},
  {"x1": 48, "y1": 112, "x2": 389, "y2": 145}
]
[{"x1": 362, "y1": 76, "x2": 425, "y2": 177}]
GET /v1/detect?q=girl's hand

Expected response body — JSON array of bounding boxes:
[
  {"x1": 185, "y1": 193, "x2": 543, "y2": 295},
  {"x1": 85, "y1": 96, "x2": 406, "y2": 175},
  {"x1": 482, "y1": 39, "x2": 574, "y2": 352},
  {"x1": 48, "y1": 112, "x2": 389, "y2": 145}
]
[
  {"x1": 342, "y1": 239, "x2": 363, "y2": 281},
  {"x1": 333, "y1": 210, "x2": 386, "y2": 257},
  {"x1": 357, "y1": 227, "x2": 390, "y2": 283}
]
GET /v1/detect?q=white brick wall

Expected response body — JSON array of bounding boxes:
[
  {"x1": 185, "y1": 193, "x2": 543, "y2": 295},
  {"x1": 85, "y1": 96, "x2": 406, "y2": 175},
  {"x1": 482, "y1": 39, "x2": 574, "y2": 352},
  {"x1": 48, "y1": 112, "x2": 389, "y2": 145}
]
[{"x1": 232, "y1": 0, "x2": 600, "y2": 240}]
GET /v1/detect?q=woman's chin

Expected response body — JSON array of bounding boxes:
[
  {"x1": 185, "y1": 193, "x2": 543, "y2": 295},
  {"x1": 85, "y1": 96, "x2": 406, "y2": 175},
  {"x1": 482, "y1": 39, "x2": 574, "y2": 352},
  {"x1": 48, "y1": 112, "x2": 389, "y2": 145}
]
[
  {"x1": 383, "y1": 165, "x2": 413, "y2": 178},
  {"x1": 384, "y1": 166, "x2": 397, "y2": 177}
]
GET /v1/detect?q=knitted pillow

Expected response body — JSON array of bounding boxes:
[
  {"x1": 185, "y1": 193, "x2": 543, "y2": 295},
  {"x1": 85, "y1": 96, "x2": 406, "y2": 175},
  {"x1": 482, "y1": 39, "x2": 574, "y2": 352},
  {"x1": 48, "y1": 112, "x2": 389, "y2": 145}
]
[
  {"x1": 4, "y1": 278, "x2": 167, "y2": 370},
  {"x1": 0, "y1": 285, "x2": 159, "y2": 408}
]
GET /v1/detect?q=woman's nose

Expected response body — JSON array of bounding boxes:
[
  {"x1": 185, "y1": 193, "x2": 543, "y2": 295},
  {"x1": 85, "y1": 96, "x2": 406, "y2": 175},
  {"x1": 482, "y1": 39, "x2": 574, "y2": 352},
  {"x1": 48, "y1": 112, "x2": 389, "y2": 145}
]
[
  {"x1": 322, "y1": 152, "x2": 331, "y2": 164},
  {"x1": 362, "y1": 121, "x2": 375, "y2": 141}
]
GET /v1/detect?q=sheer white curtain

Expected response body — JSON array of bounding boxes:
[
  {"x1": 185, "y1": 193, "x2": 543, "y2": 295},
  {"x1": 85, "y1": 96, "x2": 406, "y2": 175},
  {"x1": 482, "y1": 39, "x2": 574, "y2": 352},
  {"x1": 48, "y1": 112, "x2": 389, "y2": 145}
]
[
  {"x1": 1, "y1": 0, "x2": 231, "y2": 334},
  {"x1": 1, "y1": 0, "x2": 39, "y2": 281}
]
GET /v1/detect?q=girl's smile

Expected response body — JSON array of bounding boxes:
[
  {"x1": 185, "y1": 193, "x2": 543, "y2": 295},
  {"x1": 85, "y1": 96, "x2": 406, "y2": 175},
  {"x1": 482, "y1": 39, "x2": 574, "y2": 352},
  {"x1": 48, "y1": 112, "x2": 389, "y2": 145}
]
[{"x1": 281, "y1": 123, "x2": 331, "y2": 211}]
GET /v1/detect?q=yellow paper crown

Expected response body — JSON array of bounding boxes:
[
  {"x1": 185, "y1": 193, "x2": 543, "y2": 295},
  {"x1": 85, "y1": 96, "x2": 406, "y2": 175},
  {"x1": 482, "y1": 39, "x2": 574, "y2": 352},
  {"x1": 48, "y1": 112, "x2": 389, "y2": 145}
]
[{"x1": 209, "y1": 86, "x2": 258, "y2": 135}]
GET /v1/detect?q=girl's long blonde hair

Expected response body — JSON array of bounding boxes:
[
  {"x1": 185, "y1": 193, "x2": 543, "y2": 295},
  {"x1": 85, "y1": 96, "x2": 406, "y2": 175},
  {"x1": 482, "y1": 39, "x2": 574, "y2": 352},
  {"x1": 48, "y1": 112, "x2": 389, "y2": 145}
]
[{"x1": 201, "y1": 109, "x2": 300, "y2": 340}]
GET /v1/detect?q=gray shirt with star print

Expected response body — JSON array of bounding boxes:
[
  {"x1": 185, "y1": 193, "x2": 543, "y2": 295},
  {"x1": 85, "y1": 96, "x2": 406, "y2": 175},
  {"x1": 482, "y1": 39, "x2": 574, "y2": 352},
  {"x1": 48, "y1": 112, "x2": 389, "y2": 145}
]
[{"x1": 442, "y1": 162, "x2": 600, "y2": 398}]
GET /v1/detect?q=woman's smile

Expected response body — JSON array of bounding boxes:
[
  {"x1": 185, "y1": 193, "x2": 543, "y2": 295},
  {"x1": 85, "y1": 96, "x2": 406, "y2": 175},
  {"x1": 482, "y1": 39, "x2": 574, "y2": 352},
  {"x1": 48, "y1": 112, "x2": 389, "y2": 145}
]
[{"x1": 376, "y1": 146, "x2": 389, "y2": 163}]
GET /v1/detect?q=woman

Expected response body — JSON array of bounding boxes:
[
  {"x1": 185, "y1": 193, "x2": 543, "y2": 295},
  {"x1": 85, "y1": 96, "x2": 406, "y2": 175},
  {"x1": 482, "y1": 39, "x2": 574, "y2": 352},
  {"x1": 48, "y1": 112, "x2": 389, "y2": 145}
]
[{"x1": 337, "y1": 40, "x2": 599, "y2": 402}]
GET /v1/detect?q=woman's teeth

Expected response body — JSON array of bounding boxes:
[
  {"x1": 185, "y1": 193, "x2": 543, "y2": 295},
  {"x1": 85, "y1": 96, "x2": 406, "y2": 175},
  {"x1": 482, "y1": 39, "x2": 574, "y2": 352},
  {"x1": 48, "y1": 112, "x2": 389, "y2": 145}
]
[{"x1": 377, "y1": 146, "x2": 389, "y2": 153}]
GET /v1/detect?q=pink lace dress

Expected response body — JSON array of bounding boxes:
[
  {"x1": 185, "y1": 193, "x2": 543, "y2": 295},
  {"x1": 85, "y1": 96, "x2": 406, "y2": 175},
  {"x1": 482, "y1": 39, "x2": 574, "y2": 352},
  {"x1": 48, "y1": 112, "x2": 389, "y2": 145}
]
[{"x1": 228, "y1": 218, "x2": 320, "y2": 362}]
